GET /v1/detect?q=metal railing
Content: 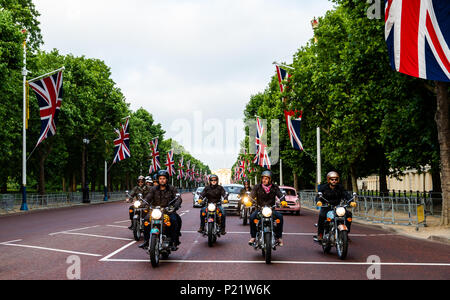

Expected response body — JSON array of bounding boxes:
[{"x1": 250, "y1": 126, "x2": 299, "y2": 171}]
[
  {"x1": 298, "y1": 191, "x2": 439, "y2": 228},
  {"x1": 0, "y1": 189, "x2": 197, "y2": 214}
]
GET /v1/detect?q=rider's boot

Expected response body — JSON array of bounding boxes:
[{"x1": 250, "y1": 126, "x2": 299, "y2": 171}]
[{"x1": 138, "y1": 240, "x2": 149, "y2": 249}]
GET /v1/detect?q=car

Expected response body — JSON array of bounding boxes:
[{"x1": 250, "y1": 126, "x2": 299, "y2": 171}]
[
  {"x1": 192, "y1": 187, "x2": 205, "y2": 208},
  {"x1": 222, "y1": 184, "x2": 244, "y2": 215},
  {"x1": 275, "y1": 186, "x2": 301, "y2": 215}
]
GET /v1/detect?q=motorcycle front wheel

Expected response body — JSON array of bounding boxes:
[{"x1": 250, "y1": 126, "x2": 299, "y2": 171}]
[
  {"x1": 243, "y1": 209, "x2": 248, "y2": 226},
  {"x1": 264, "y1": 232, "x2": 272, "y2": 264},
  {"x1": 133, "y1": 219, "x2": 141, "y2": 241},
  {"x1": 208, "y1": 222, "x2": 214, "y2": 247},
  {"x1": 150, "y1": 234, "x2": 160, "y2": 267},
  {"x1": 336, "y1": 230, "x2": 349, "y2": 260}
]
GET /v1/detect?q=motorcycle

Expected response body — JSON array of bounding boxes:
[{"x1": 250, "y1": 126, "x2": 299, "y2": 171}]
[
  {"x1": 147, "y1": 194, "x2": 181, "y2": 268},
  {"x1": 128, "y1": 192, "x2": 149, "y2": 241},
  {"x1": 201, "y1": 194, "x2": 229, "y2": 247},
  {"x1": 316, "y1": 192, "x2": 357, "y2": 260},
  {"x1": 239, "y1": 191, "x2": 254, "y2": 226},
  {"x1": 250, "y1": 195, "x2": 286, "y2": 264}
]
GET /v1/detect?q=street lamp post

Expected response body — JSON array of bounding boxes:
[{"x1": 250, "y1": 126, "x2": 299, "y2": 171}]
[{"x1": 83, "y1": 138, "x2": 90, "y2": 203}]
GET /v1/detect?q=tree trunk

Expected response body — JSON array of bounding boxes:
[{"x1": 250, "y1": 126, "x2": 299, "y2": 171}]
[
  {"x1": 435, "y1": 81, "x2": 450, "y2": 226},
  {"x1": 430, "y1": 161, "x2": 442, "y2": 193},
  {"x1": 350, "y1": 165, "x2": 358, "y2": 193},
  {"x1": 0, "y1": 176, "x2": 7, "y2": 193},
  {"x1": 81, "y1": 144, "x2": 86, "y2": 192},
  {"x1": 293, "y1": 172, "x2": 299, "y2": 191}
]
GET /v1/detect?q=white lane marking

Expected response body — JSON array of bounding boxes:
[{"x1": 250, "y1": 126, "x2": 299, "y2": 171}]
[
  {"x1": 0, "y1": 242, "x2": 102, "y2": 257},
  {"x1": 99, "y1": 241, "x2": 137, "y2": 262},
  {"x1": 107, "y1": 225, "x2": 129, "y2": 229},
  {"x1": 114, "y1": 220, "x2": 131, "y2": 224},
  {"x1": 49, "y1": 225, "x2": 101, "y2": 236},
  {"x1": 179, "y1": 231, "x2": 397, "y2": 237},
  {"x1": 98, "y1": 259, "x2": 450, "y2": 266},
  {"x1": 56, "y1": 232, "x2": 133, "y2": 241},
  {"x1": 0, "y1": 239, "x2": 23, "y2": 245}
]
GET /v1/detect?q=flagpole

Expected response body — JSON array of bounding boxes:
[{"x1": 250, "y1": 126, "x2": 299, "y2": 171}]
[
  {"x1": 317, "y1": 127, "x2": 322, "y2": 191},
  {"x1": 21, "y1": 32, "x2": 28, "y2": 211},
  {"x1": 104, "y1": 160, "x2": 108, "y2": 201},
  {"x1": 280, "y1": 158, "x2": 283, "y2": 186},
  {"x1": 28, "y1": 66, "x2": 65, "y2": 83}
]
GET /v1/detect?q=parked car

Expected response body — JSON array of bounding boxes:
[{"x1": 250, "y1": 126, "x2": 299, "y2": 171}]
[
  {"x1": 222, "y1": 184, "x2": 244, "y2": 215},
  {"x1": 275, "y1": 186, "x2": 301, "y2": 215},
  {"x1": 192, "y1": 187, "x2": 205, "y2": 208}
]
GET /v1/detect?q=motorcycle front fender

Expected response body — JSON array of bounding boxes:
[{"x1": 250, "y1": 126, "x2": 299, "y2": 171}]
[{"x1": 338, "y1": 224, "x2": 348, "y2": 231}]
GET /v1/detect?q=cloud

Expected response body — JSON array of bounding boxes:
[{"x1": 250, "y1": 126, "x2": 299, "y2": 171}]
[{"x1": 34, "y1": 0, "x2": 334, "y2": 170}]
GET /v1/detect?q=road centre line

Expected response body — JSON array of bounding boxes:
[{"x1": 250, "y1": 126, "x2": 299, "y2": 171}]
[
  {"x1": 0, "y1": 241, "x2": 102, "y2": 257},
  {"x1": 114, "y1": 220, "x2": 130, "y2": 224},
  {"x1": 49, "y1": 225, "x2": 101, "y2": 236},
  {"x1": 99, "y1": 241, "x2": 137, "y2": 262},
  {"x1": 99, "y1": 258, "x2": 450, "y2": 267},
  {"x1": 0, "y1": 239, "x2": 23, "y2": 245}
]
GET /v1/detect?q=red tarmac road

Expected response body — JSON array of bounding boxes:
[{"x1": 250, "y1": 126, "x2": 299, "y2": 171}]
[{"x1": 0, "y1": 193, "x2": 449, "y2": 280}]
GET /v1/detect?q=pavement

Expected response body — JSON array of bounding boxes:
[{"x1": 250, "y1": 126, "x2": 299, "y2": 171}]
[{"x1": 0, "y1": 193, "x2": 449, "y2": 280}]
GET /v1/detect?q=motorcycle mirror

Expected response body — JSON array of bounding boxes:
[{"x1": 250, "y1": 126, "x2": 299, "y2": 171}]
[
  {"x1": 138, "y1": 193, "x2": 143, "y2": 198},
  {"x1": 125, "y1": 190, "x2": 129, "y2": 194},
  {"x1": 176, "y1": 193, "x2": 181, "y2": 198},
  {"x1": 353, "y1": 192, "x2": 357, "y2": 197}
]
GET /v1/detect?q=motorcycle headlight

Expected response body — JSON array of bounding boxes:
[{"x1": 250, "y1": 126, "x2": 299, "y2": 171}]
[
  {"x1": 262, "y1": 207, "x2": 273, "y2": 218},
  {"x1": 151, "y1": 209, "x2": 162, "y2": 220},
  {"x1": 336, "y1": 207, "x2": 346, "y2": 217},
  {"x1": 133, "y1": 201, "x2": 141, "y2": 208},
  {"x1": 208, "y1": 203, "x2": 216, "y2": 212},
  {"x1": 243, "y1": 197, "x2": 249, "y2": 204}
]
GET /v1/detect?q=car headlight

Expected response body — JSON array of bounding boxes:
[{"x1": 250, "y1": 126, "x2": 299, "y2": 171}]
[
  {"x1": 208, "y1": 203, "x2": 216, "y2": 212},
  {"x1": 151, "y1": 209, "x2": 162, "y2": 220},
  {"x1": 336, "y1": 207, "x2": 346, "y2": 217},
  {"x1": 262, "y1": 207, "x2": 273, "y2": 218},
  {"x1": 133, "y1": 201, "x2": 141, "y2": 208}
]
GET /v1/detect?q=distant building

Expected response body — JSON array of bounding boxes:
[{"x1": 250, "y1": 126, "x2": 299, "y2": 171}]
[
  {"x1": 358, "y1": 168, "x2": 433, "y2": 192},
  {"x1": 212, "y1": 169, "x2": 231, "y2": 185}
]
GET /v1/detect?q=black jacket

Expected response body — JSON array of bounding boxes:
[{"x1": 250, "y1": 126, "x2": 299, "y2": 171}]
[
  {"x1": 250, "y1": 184, "x2": 283, "y2": 208},
  {"x1": 130, "y1": 185, "x2": 147, "y2": 199},
  {"x1": 200, "y1": 185, "x2": 227, "y2": 204},
  {"x1": 145, "y1": 185, "x2": 181, "y2": 209},
  {"x1": 317, "y1": 183, "x2": 351, "y2": 206},
  {"x1": 239, "y1": 187, "x2": 252, "y2": 197}
]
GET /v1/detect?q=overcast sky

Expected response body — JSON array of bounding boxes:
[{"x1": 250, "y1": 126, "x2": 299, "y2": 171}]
[{"x1": 34, "y1": 0, "x2": 334, "y2": 171}]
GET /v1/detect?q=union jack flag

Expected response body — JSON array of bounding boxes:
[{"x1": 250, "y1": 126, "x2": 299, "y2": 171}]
[
  {"x1": 285, "y1": 110, "x2": 304, "y2": 151},
  {"x1": 185, "y1": 161, "x2": 191, "y2": 181},
  {"x1": 29, "y1": 70, "x2": 64, "y2": 147},
  {"x1": 385, "y1": 0, "x2": 450, "y2": 82},
  {"x1": 276, "y1": 65, "x2": 292, "y2": 93},
  {"x1": 165, "y1": 149, "x2": 176, "y2": 177},
  {"x1": 253, "y1": 118, "x2": 271, "y2": 170},
  {"x1": 149, "y1": 138, "x2": 161, "y2": 174},
  {"x1": 177, "y1": 156, "x2": 184, "y2": 180},
  {"x1": 112, "y1": 118, "x2": 131, "y2": 164}
]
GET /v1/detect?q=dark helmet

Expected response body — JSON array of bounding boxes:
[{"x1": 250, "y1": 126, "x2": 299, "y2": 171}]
[
  {"x1": 153, "y1": 174, "x2": 158, "y2": 181},
  {"x1": 157, "y1": 170, "x2": 169, "y2": 180},
  {"x1": 261, "y1": 170, "x2": 272, "y2": 180},
  {"x1": 209, "y1": 174, "x2": 219, "y2": 183}
]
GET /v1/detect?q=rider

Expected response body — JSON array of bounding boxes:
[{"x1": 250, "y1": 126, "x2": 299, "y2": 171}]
[
  {"x1": 127, "y1": 175, "x2": 146, "y2": 230},
  {"x1": 248, "y1": 170, "x2": 287, "y2": 247},
  {"x1": 152, "y1": 173, "x2": 159, "y2": 187},
  {"x1": 238, "y1": 179, "x2": 252, "y2": 212},
  {"x1": 313, "y1": 171, "x2": 356, "y2": 242},
  {"x1": 144, "y1": 176, "x2": 153, "y2": 197},
  {"x1": 139, "y1": 170, "x2": 182, "y2": 250},
  {"x1": 197, "y1": 174, "x2": 228, "y2": 235}
]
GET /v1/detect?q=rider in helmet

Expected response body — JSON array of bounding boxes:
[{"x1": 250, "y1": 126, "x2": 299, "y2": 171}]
[
  {"x1": 144, "y1": 176, "x2": 153, "y2": 197},
  {"x1": 139, "y1": 170, "x2": 182, "y2": 250},
  {"x1": 248, "y1": 170, "x2": 287, "y2": 246},
  {"x1": 197, "y1": 174, "x2": 228, "y2": 235},
  {"x1": 152, "y1": 173, "x2": 159, "y2": 187},
  {"x1": 313, "y1": 171, "x2": 355, "y2": 242},
  {"x1": 126, "y1": 175, "x2": 146, "y2": 229}
]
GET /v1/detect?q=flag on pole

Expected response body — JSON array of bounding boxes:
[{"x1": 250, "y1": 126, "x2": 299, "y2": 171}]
[
  {"x1": 276, "y1": 65, "x2": 292, "y2": 92},
  {"x1": 28, "y1": 70, "x2": 64, "y2": 147},
  {"x1": 253, "y1": 118, "x2": 272, "y2": 169},
  {"x1": 284, "y1": 110, "x2": 304, "y2": 151},
  {"x1": 385, "y1": 0, "x2": 450, "y2": 82},
  {"x1": 112, "y1": 117, "x2": 131, "y2": 164},
  {"x1": 165, "y1": 149, "x2": 176, "y2": 176},
  {"x1": 149, "y1": 138, "x2": 161, "y2": 173},
  {"x1": 177, "y1": 156, "x2": 184, "y2": 180},
  {"x1": 185, "y1": 161, "x2": 191, "y2": 181}
]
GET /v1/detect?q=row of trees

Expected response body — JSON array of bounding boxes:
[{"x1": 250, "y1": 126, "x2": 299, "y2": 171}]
[
  {"x1": 0, "y1": 0, "x2": 210, "y2": 194},
  {"x1": 232, "y1": 1, "x2": 448, "y2": 223}
]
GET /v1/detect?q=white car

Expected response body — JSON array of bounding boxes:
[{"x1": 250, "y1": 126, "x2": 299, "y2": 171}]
[{"x1": 192, "y1": 187, "x2": 205, "y2": 208}]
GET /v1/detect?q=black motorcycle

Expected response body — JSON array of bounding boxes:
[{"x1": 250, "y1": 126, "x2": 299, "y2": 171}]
[
  {"x1": 316, "y1": 192, "x2": 357, "y2": 260},
  {"x1": 201, "y1": 195, "x2": 228, "y2": 247},
  {"x1": 251, "y1": 195, "x2": 286, "y2": 264},
  {"x1": 148, "y1": 195, "x2": 180, "y2": 267},
  {"x1": 239, "y1": 191, "x2": 254, "y2": 226},
  {"x1": 126, "y1": 191, "x2": 148, "y2": 241}
]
